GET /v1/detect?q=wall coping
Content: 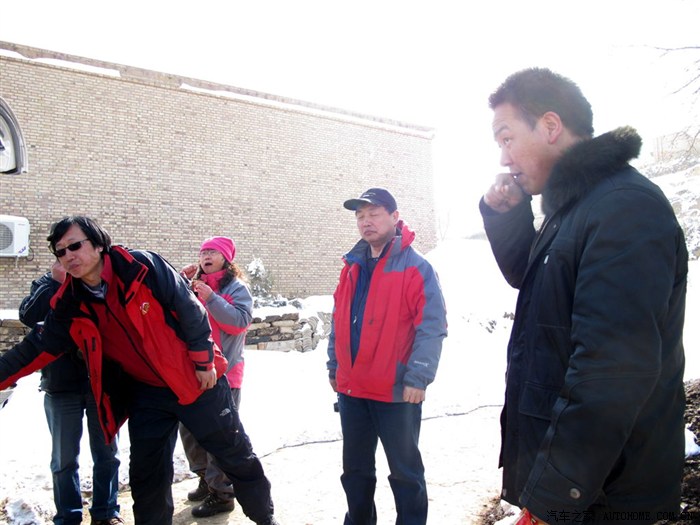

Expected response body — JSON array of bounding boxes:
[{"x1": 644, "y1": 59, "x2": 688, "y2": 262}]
[{"x1": 0, "y1": 41, "x2": 435, "y2": 139}]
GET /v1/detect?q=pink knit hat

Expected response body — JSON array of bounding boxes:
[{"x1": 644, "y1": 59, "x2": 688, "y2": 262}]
[{"x1": 200, "y1": 236, "x2": 236, "y2": 262}]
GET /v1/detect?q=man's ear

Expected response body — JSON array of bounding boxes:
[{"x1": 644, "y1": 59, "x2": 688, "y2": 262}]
[{"x1": 540, "y1": 111, "x2": 564, "y2": 144}]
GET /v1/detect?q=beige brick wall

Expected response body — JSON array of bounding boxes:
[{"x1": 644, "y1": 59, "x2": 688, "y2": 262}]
[{"x1": 0, "y1": 46, "x2": 437, "y2": 309}]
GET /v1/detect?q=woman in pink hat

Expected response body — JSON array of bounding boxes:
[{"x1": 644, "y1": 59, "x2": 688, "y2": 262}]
[{"x1": 178, "y1": 236, "x2": 254, "y2": 518}]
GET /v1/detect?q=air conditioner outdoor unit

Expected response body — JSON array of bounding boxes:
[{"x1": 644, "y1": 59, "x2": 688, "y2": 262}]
[{"x1": 0, "y1": 215, "x2": 30, "y2": 257}]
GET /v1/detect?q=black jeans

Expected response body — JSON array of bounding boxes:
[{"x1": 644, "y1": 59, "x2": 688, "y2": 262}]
[
  {"x1": 338, "y1": 393, "x2": 427, "y2": 525},
  {"x1": 127, "y1": 376, "x2": 273, "y2": 524}
]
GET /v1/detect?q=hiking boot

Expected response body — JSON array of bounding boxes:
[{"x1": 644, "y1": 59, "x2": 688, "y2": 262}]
[
  {"x1": 187, "y1": 474, "x2": 209, "y2": 501},
  {"x1": 91, "y1": 518, "x2": 125, "y2": 525},
  {"x1": 257, "y1": 517, "x2": 280, "y2": 525},
  {"x1": 191, "y1": 493, "x2": 235, "y2": 517}
]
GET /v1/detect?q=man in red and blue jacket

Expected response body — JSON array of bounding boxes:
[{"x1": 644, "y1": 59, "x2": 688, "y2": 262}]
[
  {"x1": 0, "y1": 216, "x2": 279, "y2": 525},
  {"x1": 327, "y1": 188, "x2": 447, "y2": 525}
]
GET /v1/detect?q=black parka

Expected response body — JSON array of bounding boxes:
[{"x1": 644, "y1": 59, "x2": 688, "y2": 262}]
[
  {"x1": 481, "y1": 127, "x2": 687, "y2": 523},
  {"x1": 18, "y1": 271, "x2": 90, "y2": 394}
]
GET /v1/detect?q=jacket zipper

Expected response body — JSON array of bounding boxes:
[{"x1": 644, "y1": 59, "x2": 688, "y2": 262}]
[
  {"x1": 104, "y1": 301, "x2": 166, "y2": 384},
  {"x1": 529, "y1": 215, "x2": 553, "y2": 262}
]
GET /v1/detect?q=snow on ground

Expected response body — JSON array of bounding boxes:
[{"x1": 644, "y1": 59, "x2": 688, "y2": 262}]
[{"x1": 0, "y1": 237, "x2": 698, "y2": 524}]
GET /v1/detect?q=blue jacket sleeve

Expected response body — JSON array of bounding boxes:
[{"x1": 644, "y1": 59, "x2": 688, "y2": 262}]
[
  {"x1": 327, "y1": 311, "x2": 337, "y2": 379},
  {"x1": 402, "y1": 254, "x2": 448, "y2": 390}
]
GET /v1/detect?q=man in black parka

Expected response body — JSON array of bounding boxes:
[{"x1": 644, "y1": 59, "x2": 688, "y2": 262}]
[{"x1": 480, "y1": 68, "x2": 687, "y2": 524}]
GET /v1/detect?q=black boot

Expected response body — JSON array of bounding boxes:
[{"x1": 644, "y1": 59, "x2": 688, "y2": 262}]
[
  {"x1": 191, "y1": 493, "x2": 235, "y2": 517},
  {"x1": 187, "y1": 473, "x2": 209, "y2": 502},
  {"x1": 257, "y1": 516, "x2": 280, "y2": 525}
]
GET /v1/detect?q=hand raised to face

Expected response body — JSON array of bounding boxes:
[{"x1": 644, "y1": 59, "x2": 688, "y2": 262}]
[{"x1": 484, "y1": 172, "x2": 526, "y2": 213}]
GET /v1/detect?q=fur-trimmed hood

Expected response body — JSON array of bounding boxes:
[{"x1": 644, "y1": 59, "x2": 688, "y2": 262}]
[{"x1": 542, "y1": 126, "x2": 642, "y2": 216}]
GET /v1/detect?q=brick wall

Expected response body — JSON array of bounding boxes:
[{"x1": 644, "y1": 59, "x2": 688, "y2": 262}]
[{"x1": 0, "y1": 43, "x2": 437, "y2": 309}]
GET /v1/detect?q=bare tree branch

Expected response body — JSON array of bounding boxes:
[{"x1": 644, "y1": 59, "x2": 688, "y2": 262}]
[
  {"x1": 672, "y1": 71, "x2": 700, "y2": 95},
  {"x1": 652, "y1": 45, "x2": 700, "y2": 53}
]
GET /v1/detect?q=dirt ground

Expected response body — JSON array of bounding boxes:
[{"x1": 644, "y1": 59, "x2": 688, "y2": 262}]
[
  {"x1": 112, "y1": 405, "x2": 505, "y2": 525},
  {"x1": 655, "y1": 378, "x2": 700, "y2": 525},
  {"x1": 101, "y1": 379, "x2": 700, "y2": 525}
]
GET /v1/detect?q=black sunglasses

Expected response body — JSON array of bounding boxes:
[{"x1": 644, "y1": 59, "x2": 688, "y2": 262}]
[{"x1": 53, "y1": 238, "x2": 90, "y2": 258}]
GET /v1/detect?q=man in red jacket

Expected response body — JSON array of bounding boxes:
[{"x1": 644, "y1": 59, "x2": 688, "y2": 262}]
[
  {"x1": 0, "y1": 216, "x2": 279, "y2": 525},
  {"x1": 327, "y1": 188, "x2": 447, "y2": 525},
  {"x1": 19, "y1": 261, "x2": 122, "y2": 525}
]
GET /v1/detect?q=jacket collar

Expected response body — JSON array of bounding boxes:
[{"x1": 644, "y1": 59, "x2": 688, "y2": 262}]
[
  {"x1": 52, "y1": 246, "x2": 148, "y2": 309},
  {"x1": 107, "y1": 246, "x2": 148, "y2": 304},
  {"x1": 345, "y1": 219, "x2": 415, "y2": 264},
  {"x1": 542, "y1": 126, "x2": 642, "y2": 216}
]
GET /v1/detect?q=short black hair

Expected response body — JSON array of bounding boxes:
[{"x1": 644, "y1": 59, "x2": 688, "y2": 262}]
[
  {"x1": 489, "y1": 67, "x2": 594, "y2": 138},
  {"x1": 47, "y1": 216, "x2": 111, "y2": 257}
]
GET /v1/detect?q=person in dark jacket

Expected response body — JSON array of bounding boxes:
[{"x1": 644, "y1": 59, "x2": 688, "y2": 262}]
[
  {"x1": 0, "y1": 216, "x2": 279, "y2": 525},
  {"x1": 327, "y1": 188, "x2": 448, "y2": 525},
  {"x1": 19, "y1": 261, "x2": 122, "y2": 525},
  {"x1": 480, "y1": 68, "x2": 687, "y2": 524}
]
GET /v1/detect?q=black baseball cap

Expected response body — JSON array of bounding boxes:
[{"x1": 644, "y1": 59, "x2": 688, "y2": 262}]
[{"x1": 343, "y1": 188, "x2": 397, "y2": 213}]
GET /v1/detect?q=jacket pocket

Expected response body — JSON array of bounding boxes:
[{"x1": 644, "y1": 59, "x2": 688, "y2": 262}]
[{"x1": 519, "y1": 382, "x2": 560, "y2": 420}]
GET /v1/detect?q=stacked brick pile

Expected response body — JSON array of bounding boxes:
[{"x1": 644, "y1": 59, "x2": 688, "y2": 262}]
[
  {"x1": 0, "y1": 315, "x2": 29, "y2": 352},
  {"x1": 0, "y1": 310, "x2": 330, "y2": 357},
  {"x1": 245, "y1": 312, "x2": 327, "y2": 352}
]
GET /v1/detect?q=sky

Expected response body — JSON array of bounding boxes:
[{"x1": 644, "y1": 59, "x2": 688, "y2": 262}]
[{"x1": 1, "y1": 0, "x2": 699, "y2": 234}]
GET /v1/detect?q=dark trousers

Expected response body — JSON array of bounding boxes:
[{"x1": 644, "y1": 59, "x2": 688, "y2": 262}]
[
  {"x1": 127, "y1": 377, "x2": 273, "y2": 525},
  {"x1": 178, "y1": 386, "x2": 241, "y2": 500},
  {"x1": 338, "y1": 393, "x2": 427, "y2": 525}
]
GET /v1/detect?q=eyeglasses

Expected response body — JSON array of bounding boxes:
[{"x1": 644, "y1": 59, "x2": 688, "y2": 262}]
[
  {"x1": 53, "y1": 239, "x2": 90, "y2": 258},
  {"x1": 199, "y1": 249, "x2": 220, "y2": 257}
]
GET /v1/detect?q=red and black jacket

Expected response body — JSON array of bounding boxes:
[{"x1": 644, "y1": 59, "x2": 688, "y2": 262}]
[{"x1": 0, "y1": 246, "x2": 227, "y2": 442}]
